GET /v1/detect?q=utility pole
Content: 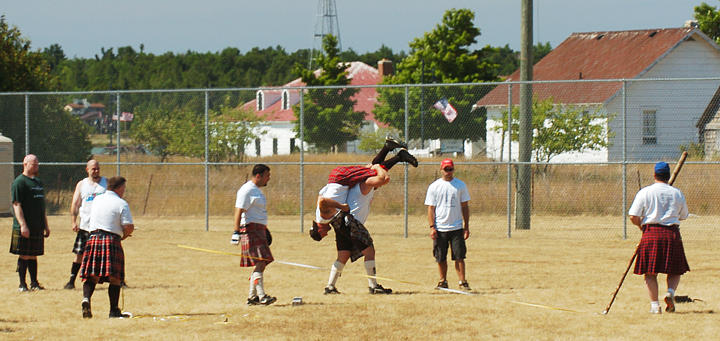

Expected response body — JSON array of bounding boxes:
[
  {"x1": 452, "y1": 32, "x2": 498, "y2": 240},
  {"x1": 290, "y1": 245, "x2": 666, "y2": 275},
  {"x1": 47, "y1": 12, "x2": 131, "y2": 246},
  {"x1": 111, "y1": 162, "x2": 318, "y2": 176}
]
[{"x1": 516, "y1": 0, "x2": 533, "y2": 230}]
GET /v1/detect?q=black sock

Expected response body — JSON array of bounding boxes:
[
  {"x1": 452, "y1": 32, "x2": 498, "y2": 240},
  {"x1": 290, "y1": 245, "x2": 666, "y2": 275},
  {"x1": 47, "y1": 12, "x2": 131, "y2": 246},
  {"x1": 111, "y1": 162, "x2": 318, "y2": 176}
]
[
  {"x1": 380, "y1": 155, "x2": 401, "y2": 171},
  {"x1": 27, "y1": 259, "x2": 38, "y2": 284},
  {"x1": 70, "y1": 262, "x2": 81, "y2": 281},
  {"x1": 371, "y1": 145, "x2": 392, "y2": 165},
  {"x1": 108, "y1": 284, "x2": 121, "y2": 311},
  {"x1": 17, "y1": 258, "x2": 27, "y2": 286},
  {"x1": 83, "y1": 281, "x2": 96, "y2": 300}
]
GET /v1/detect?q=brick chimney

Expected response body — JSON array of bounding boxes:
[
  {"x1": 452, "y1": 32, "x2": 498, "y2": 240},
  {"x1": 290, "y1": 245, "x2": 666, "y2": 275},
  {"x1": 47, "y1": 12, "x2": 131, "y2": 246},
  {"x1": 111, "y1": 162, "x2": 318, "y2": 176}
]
[{"x1": 377, "y1": 59, "x2": 394, "y2": 79}]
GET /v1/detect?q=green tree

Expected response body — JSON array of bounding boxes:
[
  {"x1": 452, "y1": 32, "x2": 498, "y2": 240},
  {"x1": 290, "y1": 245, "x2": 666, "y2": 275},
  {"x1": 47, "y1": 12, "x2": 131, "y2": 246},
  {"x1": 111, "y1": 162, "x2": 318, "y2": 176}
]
[
  {"x1": 373, "y1": 8, "x2": 496, "y2": 143},
  {"x1": 494, "y1": 97, "x2": 610, "y2": 169},
  {"x1": 358, "y1": 127, "x2": 402, "y2": 152},
  {"x1": 0, "y1": 16, "x2": 91, "y2": 166},
  {"x1": 208, "y1": 103, "x2": 262, "y2": 162},
  {"x1": 292, "y1": 35, "x2": 365, "y2": 152},
  {"x1": 695, "y1": 2, "x2": 720, "y2": 44}
]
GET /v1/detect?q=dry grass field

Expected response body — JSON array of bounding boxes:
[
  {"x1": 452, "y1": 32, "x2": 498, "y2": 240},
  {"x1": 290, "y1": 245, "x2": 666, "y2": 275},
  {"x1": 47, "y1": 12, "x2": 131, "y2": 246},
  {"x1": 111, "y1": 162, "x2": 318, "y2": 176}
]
[{"x1": 1, "y1": 214, "x2": 719, "y2": 340}]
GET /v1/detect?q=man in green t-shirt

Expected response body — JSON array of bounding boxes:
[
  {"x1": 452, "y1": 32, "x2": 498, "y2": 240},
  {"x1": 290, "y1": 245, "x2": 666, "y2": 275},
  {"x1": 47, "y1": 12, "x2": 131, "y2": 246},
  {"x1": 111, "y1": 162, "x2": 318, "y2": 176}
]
[{"x1": 10, "y1": 154, "x2": 50, "y2": 292}]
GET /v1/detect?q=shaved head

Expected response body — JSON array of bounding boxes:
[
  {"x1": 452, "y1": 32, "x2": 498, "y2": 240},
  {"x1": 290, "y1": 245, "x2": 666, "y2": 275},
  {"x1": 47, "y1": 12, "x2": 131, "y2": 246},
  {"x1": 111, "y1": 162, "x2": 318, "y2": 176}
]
[
  {"x1": 22, "y1": 154, "x2": 39, "y2": 177},
  {"x1": 86, "y1": 159, "x2": 101, "y2": 180}
]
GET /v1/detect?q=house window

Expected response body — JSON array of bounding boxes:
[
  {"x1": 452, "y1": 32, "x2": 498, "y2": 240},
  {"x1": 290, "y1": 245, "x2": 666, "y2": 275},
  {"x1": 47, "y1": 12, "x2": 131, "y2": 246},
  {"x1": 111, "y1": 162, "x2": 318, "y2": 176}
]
[
  {"x1": 255, "y1": 138, "x2": 261, "y2": 156},
  {"x1": 281, "y1": 90, "x2": 290, "y2": 110},
  {"x1": 290, "y1": 138, "x2": 296, "y2": 153},
  {"x1": 272, "y1": 138, "x2": 278, "y2": 155},
  {"x1": 642, "y1": 110, "x2": 657, "y2": 145},
  {"x1": 256, "y1": 91, "x2": 264, "y2": 111}
]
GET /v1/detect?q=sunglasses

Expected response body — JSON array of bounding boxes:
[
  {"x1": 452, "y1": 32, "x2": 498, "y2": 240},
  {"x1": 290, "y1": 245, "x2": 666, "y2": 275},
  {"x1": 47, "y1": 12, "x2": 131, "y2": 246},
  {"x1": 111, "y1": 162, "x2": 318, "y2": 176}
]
[{"x1": 443, "y1": 167, "x2": 454, "y2": 172}]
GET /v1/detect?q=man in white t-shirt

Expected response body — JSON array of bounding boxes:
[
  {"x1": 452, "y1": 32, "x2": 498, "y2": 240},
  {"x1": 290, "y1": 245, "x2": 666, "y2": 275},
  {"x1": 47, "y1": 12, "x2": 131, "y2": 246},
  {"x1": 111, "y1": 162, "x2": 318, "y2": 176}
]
[
  {"x1": 79, "y1": 176, "x2": 134, "y2": 319},
  {"x1": 628, "y1": 161, "x2": 689, "y2": 314},
  {"x1": 232, "y1": 164, "x2": 276, "y2": 306},
  {"x1": 425, "y1": 158, "x2": 471, "y2": 291},
  {"x1": 322, "y1": 179, "x2": 392, "y2": 295},
  {"x1": 65, "y1": 160, "x2": 107, "y2": 290}
]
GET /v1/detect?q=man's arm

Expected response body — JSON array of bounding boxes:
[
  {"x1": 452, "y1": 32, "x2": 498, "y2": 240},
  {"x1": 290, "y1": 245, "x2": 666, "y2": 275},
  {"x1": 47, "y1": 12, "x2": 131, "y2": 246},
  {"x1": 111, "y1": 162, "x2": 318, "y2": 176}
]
[
  {"x1": 629, "y1": 215, "x2": 643, "y2": 230},
  {"x1": 317, "y1": 196, "x2": 349, "y2": 219},
  {"x1": 427, "y1": 205, "x2": 437, "y2": 240},
  {"x1": 461, "y1": 201, "x2": 470, "y2": 240},
  {"x1": 70, "y1": 181, "x2": 83, "y2": 232},
  {"x1": 121, "y1": 223, "x2": 134, "y2": 240},
  {"x1": 364, "y1": 164, "x2": 390, "y2": 189},
  {"x1": 13, "y1": 202, "x2": 30, "y2": 238},
  {"x1": 233, "y1": 207, "x2": 246, "y2": 232}
]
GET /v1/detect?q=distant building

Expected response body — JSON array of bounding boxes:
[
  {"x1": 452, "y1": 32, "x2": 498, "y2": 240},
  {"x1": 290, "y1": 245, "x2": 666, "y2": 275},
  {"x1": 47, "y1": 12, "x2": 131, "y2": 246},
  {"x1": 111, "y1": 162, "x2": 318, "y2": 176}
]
[
  {"x1": 477, "y1": 26, "x2": 720, "y2": 162},
  {"x1": 240, "y1": 60, "x2": 392, "y2": 156}
]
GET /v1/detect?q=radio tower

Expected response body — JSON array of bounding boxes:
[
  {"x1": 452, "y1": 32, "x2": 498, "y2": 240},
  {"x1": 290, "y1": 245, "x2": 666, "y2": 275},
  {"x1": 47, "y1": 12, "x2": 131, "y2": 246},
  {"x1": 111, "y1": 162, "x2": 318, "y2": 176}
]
[{"x1": 309, "y1": 0, "x2": 341, "y2": 69}]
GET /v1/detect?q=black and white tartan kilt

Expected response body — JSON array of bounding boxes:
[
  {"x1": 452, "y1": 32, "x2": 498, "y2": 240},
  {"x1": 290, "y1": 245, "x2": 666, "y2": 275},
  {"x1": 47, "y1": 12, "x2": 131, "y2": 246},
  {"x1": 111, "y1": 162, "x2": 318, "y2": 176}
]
[
  {"x1": 72, "y1": 230, "x2": 91, "y2": 254},
  {"x1": 9, "y1": 228, "x2": 44, "y2": 256},
  {"x1": 80, "y1": 230, "x2": 125, "y2": 283},
  {"x1": 240, "y1": 223, "x2": 274, "y2": 267},
  {"x1": 330, "y1": 212, "x2": 374, "y2": 262}
]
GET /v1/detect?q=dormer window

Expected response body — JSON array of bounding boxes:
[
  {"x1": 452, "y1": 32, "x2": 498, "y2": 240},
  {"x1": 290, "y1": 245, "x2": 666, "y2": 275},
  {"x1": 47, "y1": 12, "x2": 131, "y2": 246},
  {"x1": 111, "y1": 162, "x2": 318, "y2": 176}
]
[
  {"x1": 256, "y1": 90, "x2": 264, "y2": 111},
  {"x1": 281, "y1": 90, "x2": 290, "y2": 110}
]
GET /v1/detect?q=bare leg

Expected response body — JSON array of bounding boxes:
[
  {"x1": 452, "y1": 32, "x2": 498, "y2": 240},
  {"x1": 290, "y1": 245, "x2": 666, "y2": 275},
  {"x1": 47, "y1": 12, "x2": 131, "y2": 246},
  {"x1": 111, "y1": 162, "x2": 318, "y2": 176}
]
[
  {"x1": 438, "y1": 261, "x2": 448, "y2": 282},
  {"x1": 455, "y1": 260, "x2": 466, "y2": 282},
  {"x1": 644, "y1": 274, "x2": 659, "y2": 301}
]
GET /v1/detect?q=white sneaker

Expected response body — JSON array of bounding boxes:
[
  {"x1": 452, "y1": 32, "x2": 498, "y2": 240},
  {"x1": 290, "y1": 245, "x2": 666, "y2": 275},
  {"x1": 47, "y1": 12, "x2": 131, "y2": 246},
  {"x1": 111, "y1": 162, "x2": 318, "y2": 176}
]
[{"x1": 649, "y1": 305, "x2": 662, "y2": 314}]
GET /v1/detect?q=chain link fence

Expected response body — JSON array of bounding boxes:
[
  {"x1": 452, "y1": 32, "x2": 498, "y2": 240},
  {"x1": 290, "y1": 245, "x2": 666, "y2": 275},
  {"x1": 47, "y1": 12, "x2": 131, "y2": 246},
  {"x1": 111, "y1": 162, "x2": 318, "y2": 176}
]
[{"x1": 2, "y1": 78, "x2": 720, "y2": 240}]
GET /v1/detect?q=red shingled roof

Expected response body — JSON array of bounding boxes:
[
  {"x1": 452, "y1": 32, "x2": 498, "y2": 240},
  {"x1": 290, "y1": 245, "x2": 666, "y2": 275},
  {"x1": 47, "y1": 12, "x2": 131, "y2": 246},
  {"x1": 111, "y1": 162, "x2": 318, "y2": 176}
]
[
  {"x1": 478, "y1": 27, "x2": 703, "y2": 106},
  {"x1": 242, "y1": 61, "x2": 382, "y2": 124}
]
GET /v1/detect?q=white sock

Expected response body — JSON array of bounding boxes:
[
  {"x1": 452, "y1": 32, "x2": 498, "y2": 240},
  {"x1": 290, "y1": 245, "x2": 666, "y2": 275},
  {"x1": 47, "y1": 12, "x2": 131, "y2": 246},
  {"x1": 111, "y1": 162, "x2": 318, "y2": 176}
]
[
  {"x1": 327, "y1": 261, "x2": 344, "y2": 287},
  {"x1": 667, "y1": 288, "x2": 675, "y2": 297},
  {"x1": 251, "y1": 272, "x2": 264, "y2": 298},
  {"x1": 364, "y1": 260, "x2": 377, "y2": 288},
  {"x1": 651, "y1": 301, "x2": 660, "y2": 309},
  {"x1": 248, "y1": 274, "x2": 256, "y2": 298}
]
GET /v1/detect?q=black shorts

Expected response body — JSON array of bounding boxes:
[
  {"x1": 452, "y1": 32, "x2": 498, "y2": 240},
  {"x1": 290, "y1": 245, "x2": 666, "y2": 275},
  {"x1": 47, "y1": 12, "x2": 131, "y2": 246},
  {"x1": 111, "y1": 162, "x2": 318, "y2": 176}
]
[
  {"x1": 72, "y1": 230, "x2": 91, "y2": 254},
  {"x1": 433, "y1": 229, "x2": 466, "y2": 262}
]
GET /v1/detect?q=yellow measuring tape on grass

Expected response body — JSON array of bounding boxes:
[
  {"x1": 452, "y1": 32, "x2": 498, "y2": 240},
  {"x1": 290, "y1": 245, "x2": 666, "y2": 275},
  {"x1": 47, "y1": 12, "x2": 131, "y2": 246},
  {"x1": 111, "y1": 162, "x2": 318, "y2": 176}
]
[{"x1": 176, "y1": 244, "x2": 584, "y2": 313}]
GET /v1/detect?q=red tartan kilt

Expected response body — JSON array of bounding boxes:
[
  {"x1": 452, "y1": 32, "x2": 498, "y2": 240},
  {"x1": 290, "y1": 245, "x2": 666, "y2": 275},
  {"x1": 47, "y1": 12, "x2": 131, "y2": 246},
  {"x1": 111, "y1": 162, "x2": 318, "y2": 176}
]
[
  {"x1": 634, "y1": 225, "x2": 689, "y2": 275},
  {"x1": 240, "y1": 223, "x2": 273, "y2": 267},
  {"x1": 327, "y1": 166, "x2": 377, "y2": 187},
  {"x1": 80, "y1": 231, "x2": 125, "y2": 283}
]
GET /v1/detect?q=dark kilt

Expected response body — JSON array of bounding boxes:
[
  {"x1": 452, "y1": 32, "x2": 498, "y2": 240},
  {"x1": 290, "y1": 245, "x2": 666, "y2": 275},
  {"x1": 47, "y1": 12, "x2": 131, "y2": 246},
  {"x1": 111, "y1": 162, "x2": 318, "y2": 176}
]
[
  {"x1": 9, "y1": 228, "x2": 44, "y2": 256},
  {"x1": 330, "y1": 212, "x2": 373, "y2": 262},
  {"x1": 80, "y1": 230, "x2": 124, "y2": 283},
  {"x1": 240, "y1": 223, "x2": 273, "y2": 267},
  {"x1": 72, "y1": 230, "x2": 91, "y2": 254},
  {"x1": 634, "y1": 225, "x2": 690, "y2": 275},
  {"x1": 328, "y1": 166, "x2": 377, "y2": 187}
]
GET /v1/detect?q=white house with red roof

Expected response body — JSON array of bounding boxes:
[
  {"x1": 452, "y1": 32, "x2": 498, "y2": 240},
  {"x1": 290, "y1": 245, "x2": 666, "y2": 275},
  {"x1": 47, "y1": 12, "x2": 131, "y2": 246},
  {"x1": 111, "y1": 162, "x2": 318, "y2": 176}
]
[
  {"x1": 478, "y1": 25, "x2": 720, "y2": 162},
  {"x1": 240, "y1": 61, "x2": 389, "y2": 156}
]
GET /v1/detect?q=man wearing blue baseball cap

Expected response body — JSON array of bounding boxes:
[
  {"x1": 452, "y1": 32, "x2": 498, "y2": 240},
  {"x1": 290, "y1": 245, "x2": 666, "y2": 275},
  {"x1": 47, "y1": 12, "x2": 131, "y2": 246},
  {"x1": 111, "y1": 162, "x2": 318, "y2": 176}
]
[{"x1": 628, "y1": 161, "x2": 689, "y2": 314}]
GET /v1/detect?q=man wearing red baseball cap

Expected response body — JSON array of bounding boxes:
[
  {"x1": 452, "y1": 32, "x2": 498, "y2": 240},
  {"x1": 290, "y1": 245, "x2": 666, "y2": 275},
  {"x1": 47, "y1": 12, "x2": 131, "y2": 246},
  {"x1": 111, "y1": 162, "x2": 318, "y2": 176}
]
[{"x1": 424, "y1": 158, "x2": 472, "y2": 291}]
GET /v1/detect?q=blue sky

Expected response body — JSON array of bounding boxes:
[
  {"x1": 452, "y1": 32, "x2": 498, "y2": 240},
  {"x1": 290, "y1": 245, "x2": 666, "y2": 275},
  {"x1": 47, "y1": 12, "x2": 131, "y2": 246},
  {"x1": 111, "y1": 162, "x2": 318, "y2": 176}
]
[{"x1": 2, "y1": 0, "x2": 704, "y2": 58}]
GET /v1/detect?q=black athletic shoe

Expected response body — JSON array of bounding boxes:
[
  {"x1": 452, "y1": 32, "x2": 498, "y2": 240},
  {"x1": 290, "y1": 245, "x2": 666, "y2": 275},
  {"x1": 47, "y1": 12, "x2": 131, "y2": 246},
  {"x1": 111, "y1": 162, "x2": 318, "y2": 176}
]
[
  {"x1": 259, "y1": 295, "x2": 277, "y2": 305},
  {"x1": 18, "y1": 284, "x2": 29, "y2": 292},
  {"x1": 397, "y1": 149, "x2": 418, "y2": 167},
  {"x1": 82, "y1": 299, "x2": 92, "y2": 319},
  {"x1": 459, "y1": 281, "x2": 472, "y2": 291},
  {"x1": 435, "y1": 280, "x2": 448, "y2": 290},
  {"x1": 30, "y1": 282, "x2": 45, "y2": 291},
  {"x1": 369, "y1": 284, "x2": 392, "y2": 294},
  {"x1": 324, "y1": 286, "x2": 340, "y2": 295},
  {"x1": 64, "y1": 281, "x2": 75, "y2": 290},
  {"x1": 108, "y1": 309, "x2": 131, "y2": 318},
  {"x1": 246, "y1": 295, "x2": 260, "y2": 306},
  {"x1": 385, "y1": 137, "x2": 408, "y2": 150}
]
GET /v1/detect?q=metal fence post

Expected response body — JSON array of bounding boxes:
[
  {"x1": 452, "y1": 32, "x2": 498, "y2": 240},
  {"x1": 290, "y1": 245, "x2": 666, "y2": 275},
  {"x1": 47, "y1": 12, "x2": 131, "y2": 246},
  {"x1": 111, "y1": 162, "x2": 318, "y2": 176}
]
[
  {"x1": 116, "y1": 92, "x2": 121, "y2": 176},
  {"x1": 507, "y1": 84, "x2": 513, "y2": 238},
  {"x1": 300, "y1": 88, "x2": 305, "y2": 233},
  {"x1": 24, "y1": 94, "x2": 29, "y2": 155},
  {"x1": 622, "y1": 80, "x2": 627, "y2": 240},
  {"x1": 404, "y1": 86, "x2": 409, "y2": 238},
  {"x1": 205, "y1": 91, "x2": 209, "y2": 232}
]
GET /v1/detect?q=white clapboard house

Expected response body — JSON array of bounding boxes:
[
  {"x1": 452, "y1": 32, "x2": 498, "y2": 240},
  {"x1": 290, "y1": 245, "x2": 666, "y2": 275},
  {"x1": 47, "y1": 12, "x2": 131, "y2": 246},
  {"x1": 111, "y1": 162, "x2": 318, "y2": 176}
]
[{"x1": 477, "y1": 25, "x2": 720, "y2": 162}]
